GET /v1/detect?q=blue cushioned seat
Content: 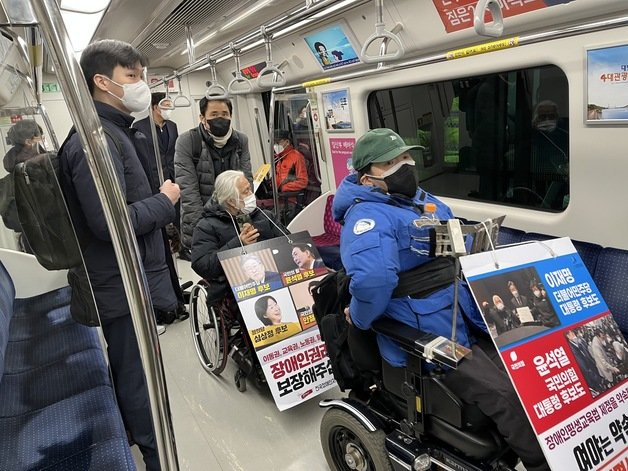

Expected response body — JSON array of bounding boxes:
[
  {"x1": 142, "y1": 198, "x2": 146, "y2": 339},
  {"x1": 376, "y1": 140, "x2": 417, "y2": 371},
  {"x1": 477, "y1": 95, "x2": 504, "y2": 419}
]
[
  {"x1": 497, "y1": 227, "x2": 525, "y2": 246},
  {"x1": 593, "y1": 248, "x2": 628, "y2": 336},
  {"x1": 0, "y1": 260, "x2": 136, "y2": 470}
]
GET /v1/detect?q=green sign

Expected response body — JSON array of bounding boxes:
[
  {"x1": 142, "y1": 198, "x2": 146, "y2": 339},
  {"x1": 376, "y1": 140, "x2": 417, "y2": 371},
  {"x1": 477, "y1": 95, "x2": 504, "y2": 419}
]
[{"x1": 42, "y1": 82, "x2": 60, "y2": 93}]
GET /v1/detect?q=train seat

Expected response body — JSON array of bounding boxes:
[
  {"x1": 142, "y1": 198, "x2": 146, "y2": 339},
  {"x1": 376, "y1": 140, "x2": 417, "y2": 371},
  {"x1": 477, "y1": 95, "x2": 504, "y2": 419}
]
[
  {"x1": 593, "y1": 247, "x2": 628, "y2": 336},
  {"x1": 0, "y1": 252, "x2": 135, "y2": 470}
]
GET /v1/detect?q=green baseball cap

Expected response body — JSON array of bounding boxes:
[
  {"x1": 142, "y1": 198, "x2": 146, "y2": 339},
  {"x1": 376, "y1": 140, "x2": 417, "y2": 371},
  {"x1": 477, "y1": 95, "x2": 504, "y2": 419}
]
[{"x1": 351, "y1": 128, "x2": 424, "y2": 171}]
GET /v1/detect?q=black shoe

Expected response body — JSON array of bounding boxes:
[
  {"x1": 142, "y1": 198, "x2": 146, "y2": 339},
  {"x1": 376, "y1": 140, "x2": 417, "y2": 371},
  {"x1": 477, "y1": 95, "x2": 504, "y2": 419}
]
[
  {"x1": 155, "y1": 309, "x2": 176, "y2": 325},
  {"x1": 178, "y1": 248, "x2": 191, "y2": 261},
  {"x1": 175, "y1": 304, "x2": 189, "y2": 321}
]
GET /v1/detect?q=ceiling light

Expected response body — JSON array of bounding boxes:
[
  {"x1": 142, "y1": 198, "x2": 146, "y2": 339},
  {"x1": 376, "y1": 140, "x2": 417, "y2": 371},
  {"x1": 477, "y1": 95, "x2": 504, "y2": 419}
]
[
  {"x1": 219, "y1": 0, "x2": 273, "y2": 32},
  {"x1": 180, "y1": 30, "x2": 218, "y2": 56},
  {"x1": 60, "y1": 9, "x2": 106, "y2": 52},
  {"x1": 311, "y1": 0, "x2": 360, "y2": 19},
  {"x1": 274, "y1": 19, "x2": 312, "y2": 39},
  {"x1": 60, "y1": 0, "x2": 110, "y2": 14}
]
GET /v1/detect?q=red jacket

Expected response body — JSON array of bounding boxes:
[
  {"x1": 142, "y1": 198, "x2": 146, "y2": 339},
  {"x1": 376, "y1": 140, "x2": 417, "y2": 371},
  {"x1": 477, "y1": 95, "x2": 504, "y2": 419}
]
[{"x1": 275, "y1": 145, "x2": 308, "y2": 192}]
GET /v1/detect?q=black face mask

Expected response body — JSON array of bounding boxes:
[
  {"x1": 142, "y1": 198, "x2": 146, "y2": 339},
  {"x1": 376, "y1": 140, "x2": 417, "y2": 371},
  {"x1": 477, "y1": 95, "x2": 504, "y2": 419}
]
[
  {"x1": 207, "y1": 117, "x2": 231, "y2": 137},
  {"x1": 382, "y1": 162, "x2": 419, "y2": 198}
]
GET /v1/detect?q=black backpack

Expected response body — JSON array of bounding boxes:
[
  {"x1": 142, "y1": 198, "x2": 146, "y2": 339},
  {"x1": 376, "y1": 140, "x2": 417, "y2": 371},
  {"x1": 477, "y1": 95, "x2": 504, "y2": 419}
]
[
  {"x1": 12, "y1": 127, "x2": 123, "y2": 326},
  {"x1": 311, "y1": 268, "x2": 365, "y2": 392}
]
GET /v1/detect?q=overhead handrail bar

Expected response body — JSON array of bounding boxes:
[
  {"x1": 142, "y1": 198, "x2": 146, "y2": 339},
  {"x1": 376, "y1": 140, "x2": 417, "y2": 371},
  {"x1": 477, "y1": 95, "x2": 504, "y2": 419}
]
[
  {"x1": 257, "y1": 26, "x2": 286, "y2": 89},
  {"x1": 474, "y1": 0, "x2": 504, "y2": 38},
  {"x1": 172, "y1": 75, "x2": 191, "y2": 108},
  {"x1": 204, "y1": 55, "x2": 229, "y2": 99},
  {"x1": 227, "y1": 42, "x2": 252, "y2": 95},
  {"x1": 275, "y1": 14, "x2": 628, "y2": 93},
  {"x1": 30, "y1": 0, "x2": 180, "y2": 469},
  {"x1": 360, "y1": 0, "x2": 404, "y2": 64},
  {"x1": 149, "y1": 0, "x2": 370, "y2": 87}
]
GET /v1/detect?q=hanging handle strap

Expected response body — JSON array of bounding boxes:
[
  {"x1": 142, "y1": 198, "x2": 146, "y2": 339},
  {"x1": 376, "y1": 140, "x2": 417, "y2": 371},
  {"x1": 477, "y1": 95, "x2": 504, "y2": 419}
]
[
  {"x1": 205, "y1": 56, "x2": 229, "y2": 99},
  {"x1": 172, "y1": 76, "x2": 191, "y2": 107},
  {"x1": 360, "y1": 0, "x2": 405, "y2": 64},
  {"x1": 228, "y1": 42, "x2": 253, "y2": 95},
  {"x1": 257, "y1": 27, "x2": 286, "y2": 89},
  {"x1": 474, "y1": 0, "x2": 504, "y2": 38}
]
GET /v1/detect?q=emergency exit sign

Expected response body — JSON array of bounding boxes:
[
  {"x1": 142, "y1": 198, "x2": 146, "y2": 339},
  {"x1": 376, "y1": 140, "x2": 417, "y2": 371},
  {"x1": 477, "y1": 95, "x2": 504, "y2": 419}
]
[{"x1": 42, "y1": 82, "x2": 60, "y2": 93}]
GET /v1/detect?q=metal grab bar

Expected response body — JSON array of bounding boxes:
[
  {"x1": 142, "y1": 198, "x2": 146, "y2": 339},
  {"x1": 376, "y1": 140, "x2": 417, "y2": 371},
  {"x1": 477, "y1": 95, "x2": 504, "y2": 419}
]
[
  {"x1": 30, "y1": 0, "x2": 180, "y2": 469},
  {"x1": 204, "y1": 56, "x2": 229, "y2": 99},
  {"x1": 257, "y1": 26, "x2": 286, "y2": 89},
  {"x1": 474, "y1": 0, "x2": 504, "y2": 38},
  {"x1": 227, "y1": 43, "x2": 252, "y2": 95},
  {"x1": 172, "y1": 75, "x2": 191, "y2": 108},
  {"x1": 360, "y1": 0, "x2": 404, "y2": 64}
]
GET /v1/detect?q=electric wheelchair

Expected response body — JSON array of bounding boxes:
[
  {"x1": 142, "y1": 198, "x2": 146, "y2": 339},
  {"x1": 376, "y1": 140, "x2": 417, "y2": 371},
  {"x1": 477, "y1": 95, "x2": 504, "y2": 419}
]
[
  {"x1": 189, "y1": 280, "x2": 265, "y2": 392},
  {"x1": 318, "y1": 217, "x2": 523, "y2": 471}
]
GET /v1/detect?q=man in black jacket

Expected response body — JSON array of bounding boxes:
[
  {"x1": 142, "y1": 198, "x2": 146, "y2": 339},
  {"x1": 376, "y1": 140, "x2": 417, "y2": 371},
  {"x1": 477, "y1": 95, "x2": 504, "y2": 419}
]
[
  {"x1": 191, "y1": 170, "x2": 285, "y2": 305},
  {"x1": 59, "y1": 39, "x2": 179, "y2": 471}
]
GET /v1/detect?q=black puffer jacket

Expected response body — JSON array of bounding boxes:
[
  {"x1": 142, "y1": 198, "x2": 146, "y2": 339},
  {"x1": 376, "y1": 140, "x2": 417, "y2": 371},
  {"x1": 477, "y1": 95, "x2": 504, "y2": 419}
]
[
  {"x1": 175, "y1": 125, "x2": 252, "y2": 248},
  {"x1": 60, "y1": 102, "x2": 177, "y2": 320},
  {"x1": 191, "y1": 203, "x2": 286, "y2": 303}
]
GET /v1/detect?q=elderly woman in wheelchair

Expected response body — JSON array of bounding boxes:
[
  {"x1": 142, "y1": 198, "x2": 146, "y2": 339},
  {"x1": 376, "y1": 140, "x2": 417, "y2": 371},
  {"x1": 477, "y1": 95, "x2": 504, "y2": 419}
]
[{"x1": 188, "y1": 170, "x2": 287, "y2": 391}]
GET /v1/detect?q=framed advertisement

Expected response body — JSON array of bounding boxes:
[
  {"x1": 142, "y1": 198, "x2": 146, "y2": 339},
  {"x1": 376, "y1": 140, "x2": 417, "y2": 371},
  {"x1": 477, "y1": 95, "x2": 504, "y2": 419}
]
[
  {"x1": 320, "y1": 88, "x2": 353, "y2": 132},
  {"x1": 303, "y1": 23, "x2": 360, "y2": 71},
  {"x1": 585, "y1": 43, "x2": 628, "y2": 124}
]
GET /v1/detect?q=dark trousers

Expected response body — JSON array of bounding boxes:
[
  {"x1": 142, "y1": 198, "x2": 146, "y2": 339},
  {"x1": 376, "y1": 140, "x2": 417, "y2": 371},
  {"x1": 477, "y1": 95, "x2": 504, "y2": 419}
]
[
  {"x1": 102, "y1": 315, "x2": 160, "y2": 471},
  {"x1": 442, "y1": 337, "x2": 550, "y2": 471}
]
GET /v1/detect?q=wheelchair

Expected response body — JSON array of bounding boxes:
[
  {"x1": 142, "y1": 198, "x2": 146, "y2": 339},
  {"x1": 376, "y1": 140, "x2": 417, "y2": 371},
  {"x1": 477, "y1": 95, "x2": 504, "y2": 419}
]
[
  {"x1": 318, "y1": 217, "x2": 521, "y2": 471},
  {"x1": 189, "y1": 280, "x2": 265, "y2": 392}
]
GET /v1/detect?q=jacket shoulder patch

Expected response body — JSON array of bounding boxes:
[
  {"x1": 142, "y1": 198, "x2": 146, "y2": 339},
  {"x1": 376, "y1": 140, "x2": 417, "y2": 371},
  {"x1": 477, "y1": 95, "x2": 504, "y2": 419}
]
[{"x1": 353, "y1": 218, "x2": 375, "y2": 235}]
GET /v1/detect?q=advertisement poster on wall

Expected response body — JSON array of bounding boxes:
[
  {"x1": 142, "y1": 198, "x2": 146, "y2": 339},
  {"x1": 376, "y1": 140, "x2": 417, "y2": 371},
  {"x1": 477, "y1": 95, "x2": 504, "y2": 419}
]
[
  {"x1": 321, "y1": 89, "x2": 353, "y2": 132},
  {"x1": 148, "y1": 76, "x2": 176, "y2": 93},
  {"x1": 303, "y1": 23, "x2": 360, "y2": 71},
  {"x1": 586, "y1": 43, "x2": 628, "y2": 123},
  {"x1": 432, "y1": 0, "x2": 575, "y2": 34},
  {"x1": 329, "y1": 137, "x2": 355, "y2": 188},
  {"x1": 460, "y1": 238, "x2": 628, "y2": 471},
  {"x1": 218, "y1": 231, "x2": 335, "y2": 411}
]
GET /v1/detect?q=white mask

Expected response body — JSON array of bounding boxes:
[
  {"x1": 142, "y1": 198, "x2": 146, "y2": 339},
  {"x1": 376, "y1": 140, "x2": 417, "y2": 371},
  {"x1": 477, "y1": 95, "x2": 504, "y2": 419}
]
[
  {"x1": 535, "y1": 120, "x2": 557, "y2": 132},
  {"x1": 104, "y1": 77, "x2": 152, "y2": 113},
  {"x1": 240, "y1": 194, "x2": 257, "y2": 214},
  {"x1": 160, "y1": 109, "x2": 172, "y2": 120},
  {"x1": 496, "y1": 303, "x2": 505, "y2": 310},
  {"x1": 274, "y1": 143, "x2": 284, "y2": 155},
  {"x1": 533, "y1": 290, "x2": 541, "y2": 297}
]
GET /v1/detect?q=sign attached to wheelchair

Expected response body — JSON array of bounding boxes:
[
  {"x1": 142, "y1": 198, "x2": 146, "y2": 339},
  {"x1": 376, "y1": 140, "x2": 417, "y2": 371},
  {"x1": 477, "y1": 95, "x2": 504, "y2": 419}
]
[
  {"x1": 218, "y1": 231, "x2": 336, "y2": 410},
  {"x1": 461, "y1": 238, "x2": 628, "y2": 471}
]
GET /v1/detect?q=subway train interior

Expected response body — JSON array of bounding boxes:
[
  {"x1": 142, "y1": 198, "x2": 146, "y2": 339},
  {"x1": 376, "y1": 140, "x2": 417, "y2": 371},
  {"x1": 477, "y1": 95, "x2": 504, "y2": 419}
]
[{"x1": 0, "y1": 0, "x2": 627, "y2": 470}]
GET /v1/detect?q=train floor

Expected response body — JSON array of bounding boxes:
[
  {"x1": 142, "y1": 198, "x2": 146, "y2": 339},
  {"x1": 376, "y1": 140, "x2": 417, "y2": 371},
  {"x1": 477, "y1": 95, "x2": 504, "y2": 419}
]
[
  {"x1": 131, "y1": 259, "x2": 528, "y2": 471},
  {"x1": 131, "y1": 258, "x2": 337, "y2": 471}
]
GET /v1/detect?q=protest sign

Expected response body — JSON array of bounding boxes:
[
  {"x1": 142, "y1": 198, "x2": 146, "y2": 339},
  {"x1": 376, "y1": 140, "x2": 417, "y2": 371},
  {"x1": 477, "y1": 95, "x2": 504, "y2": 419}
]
[
  {"x1": 218, "y1": 231, "x2": 336, "y2": 410},
  {"x1": 461, "y1": 238, "x2": 628, "y2": 470}
]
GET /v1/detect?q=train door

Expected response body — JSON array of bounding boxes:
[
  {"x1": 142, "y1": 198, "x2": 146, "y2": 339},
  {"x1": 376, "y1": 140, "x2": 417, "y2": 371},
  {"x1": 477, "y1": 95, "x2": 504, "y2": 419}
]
[{"x1": 259, "y1": 91, "x2": 324, "y2": 225}]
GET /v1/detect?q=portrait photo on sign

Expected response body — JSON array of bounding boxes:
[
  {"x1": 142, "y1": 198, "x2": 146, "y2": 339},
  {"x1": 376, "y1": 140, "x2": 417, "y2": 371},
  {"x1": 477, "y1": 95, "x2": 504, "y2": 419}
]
[
  {"x1": 238, "y1": 288, "x2": 302, "y2": 349},
  {"x1": 564, "y1": 315, "x2": 628, "y2": 398},
  {"x1": 469, "y1": 266, "x2": 561, "y2": 348},
  {"x1": 271, "y1": 232, "x2": 326, "y2": 275},
  {"x1": 289, "y1": 275, "x2": 327, "y2": 331},
  {"x1": 222, "y1": 248, "x2": 282, "y2": 289},
  {"x1": 303, "y1": 23, "x2": 360, "y2": 71},
  {"x1": 321, "y1": 89, "x2": 353, "y2": 132}
]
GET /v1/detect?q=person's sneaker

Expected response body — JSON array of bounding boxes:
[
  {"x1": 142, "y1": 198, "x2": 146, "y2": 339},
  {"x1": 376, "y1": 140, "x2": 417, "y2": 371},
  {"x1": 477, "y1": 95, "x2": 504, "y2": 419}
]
[
  {"x1": 157, "y1": 325, "x2": 166, "y2": 335},
  {"x1": 178, "y1": 248, "x2": 191, "y2": 261}
]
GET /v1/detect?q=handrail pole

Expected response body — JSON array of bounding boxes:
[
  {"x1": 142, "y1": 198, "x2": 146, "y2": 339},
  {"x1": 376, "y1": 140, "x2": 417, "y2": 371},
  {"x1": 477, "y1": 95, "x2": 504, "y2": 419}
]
[{"x1": 30, "y1": 0, "x2": 179, "y2": 469}]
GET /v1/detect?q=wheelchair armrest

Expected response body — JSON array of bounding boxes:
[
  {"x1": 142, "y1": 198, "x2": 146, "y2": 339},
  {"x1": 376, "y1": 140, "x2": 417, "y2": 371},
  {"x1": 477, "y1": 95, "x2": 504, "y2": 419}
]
[{"x1": 372, "y1": 317, "x2": 470, "y2": 369}]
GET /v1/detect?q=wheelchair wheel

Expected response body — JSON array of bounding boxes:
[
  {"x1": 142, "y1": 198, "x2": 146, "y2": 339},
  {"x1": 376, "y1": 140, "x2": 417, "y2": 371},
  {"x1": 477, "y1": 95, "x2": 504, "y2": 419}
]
[
  {"x1": 190, "y1": 283, "x2": 228, "y2": 375},
  {"x1": 320, "y1": 408, "x2": 392, "y2": 471}
]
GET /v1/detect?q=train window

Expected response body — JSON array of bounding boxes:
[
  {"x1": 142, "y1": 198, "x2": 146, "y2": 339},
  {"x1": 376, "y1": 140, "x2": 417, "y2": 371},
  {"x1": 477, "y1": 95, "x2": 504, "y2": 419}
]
[{"x1": 368, "y1": 65, "x2": 570, "y2": 211}]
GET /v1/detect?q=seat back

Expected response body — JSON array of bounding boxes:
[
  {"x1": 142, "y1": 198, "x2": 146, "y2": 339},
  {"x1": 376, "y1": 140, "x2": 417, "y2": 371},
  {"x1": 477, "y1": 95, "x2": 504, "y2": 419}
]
[
  {"x1": 0, "y1": 260, "x2": 15, "y2": 380},
  {"x1": 322, "y1": 194, "x2": 341, "y2": 240},
  {"x1": 497, "y1": 226, "x2": 525, "y2": 246},
  {"x1": 594, "y1": 248, "x2": 628, "y2": 336}
]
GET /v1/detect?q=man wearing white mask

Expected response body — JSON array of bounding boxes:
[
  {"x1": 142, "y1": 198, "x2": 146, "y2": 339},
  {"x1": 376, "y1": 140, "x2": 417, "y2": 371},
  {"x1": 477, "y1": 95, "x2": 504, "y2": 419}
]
[
  {"x1": 191, "y1": 170, "x2": 286, "y2": 305},
  {"x1": 59, "y1": 39, "x2": 180, "y2": 471}
]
